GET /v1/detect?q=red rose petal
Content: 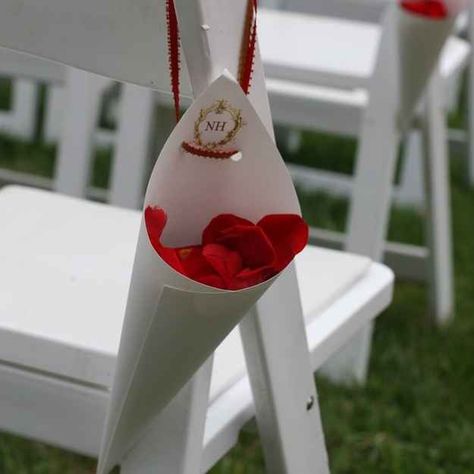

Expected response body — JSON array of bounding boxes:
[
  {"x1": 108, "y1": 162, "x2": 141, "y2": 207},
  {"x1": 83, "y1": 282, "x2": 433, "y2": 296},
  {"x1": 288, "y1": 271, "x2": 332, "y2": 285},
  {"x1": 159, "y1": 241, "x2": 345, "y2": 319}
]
[
  {"x1": 145, "y1": 207, "x2": 309, "y2": 290},
  {"x1": 177, "y1": 245, "x2": 214, "y2": 280},
  {"x1": 144, "y1": 206, "x2": 183, "y2": 272},
  {"x1": 202, "y1": 214, "x2": 254, "y2": 245},
  {"x1": 218, "y1": 224, "x2": 276, "y2": 268},
  {"x1": 231, "y1": 266, "x2": 275, "y2": 290},
  {"x1": 144, "y1": 206, "x2": 167, "y2": 253},
  {"x1": 258, "y1": 214, "x2": 308, "y2": 254},
  {"x1": 400, "y1": 0, "x2": 448, "y2": 18},
  {"x1": 258, "y1": 214, "x2": 309, "y2": 273},
  {"x1": 202, "y1": 243, "x2": 243, "y2": 287}
]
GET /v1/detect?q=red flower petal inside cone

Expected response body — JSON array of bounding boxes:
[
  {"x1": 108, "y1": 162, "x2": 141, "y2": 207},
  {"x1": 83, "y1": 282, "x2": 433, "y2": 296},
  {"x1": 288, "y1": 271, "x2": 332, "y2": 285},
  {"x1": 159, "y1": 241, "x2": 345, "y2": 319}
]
[
  {"x1": 144, "y1": 206, "x2": 309, "y2": 290},
  {"x1": 144, "y1": 207, "x2": 183, "y2": 272},
  {"x1": 400, "y1": 0, "x2": 448, "y2": 18},
  {"x1": 258, "y1": 214, "x2": 309, "y2": 273}
]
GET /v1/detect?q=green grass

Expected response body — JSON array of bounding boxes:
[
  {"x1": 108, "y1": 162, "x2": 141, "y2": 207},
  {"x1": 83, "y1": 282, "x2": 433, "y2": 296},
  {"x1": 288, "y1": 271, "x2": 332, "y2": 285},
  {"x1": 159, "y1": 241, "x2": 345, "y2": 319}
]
[{"x1": 0, "y1": 120, "x2": 473, "y2": 473}]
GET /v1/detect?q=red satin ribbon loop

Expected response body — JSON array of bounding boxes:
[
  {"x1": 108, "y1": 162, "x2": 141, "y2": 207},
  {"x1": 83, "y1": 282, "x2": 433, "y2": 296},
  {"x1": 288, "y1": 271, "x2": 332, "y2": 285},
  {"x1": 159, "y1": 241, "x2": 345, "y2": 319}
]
[{"x1": 166, "y1": 0, "x2": 258, "y2": 122}]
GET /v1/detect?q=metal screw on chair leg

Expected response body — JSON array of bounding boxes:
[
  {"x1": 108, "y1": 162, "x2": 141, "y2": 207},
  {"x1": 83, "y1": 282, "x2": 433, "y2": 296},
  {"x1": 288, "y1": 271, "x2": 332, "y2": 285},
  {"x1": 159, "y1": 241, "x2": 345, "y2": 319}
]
[{"x1": 306, "y1": 395, "x2": 315, "y2": 411}]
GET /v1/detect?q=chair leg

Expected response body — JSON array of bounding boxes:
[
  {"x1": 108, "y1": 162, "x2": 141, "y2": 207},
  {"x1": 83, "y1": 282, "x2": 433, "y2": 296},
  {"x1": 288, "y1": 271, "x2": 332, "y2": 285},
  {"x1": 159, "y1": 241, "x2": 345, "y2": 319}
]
[
  {"x1": 420, "y1": 75, "x2": 454, "y2": 325},
  {"x1": 396, "y1": 131, "x2": 425, "y2": 209},
  {"x1": 120, "y1": 359, "x2": 213, "y2": 474},
  {"x1": 319, "y1": 323, "x2": 374, "y2": 384},
  {"x1": 240, "y1": 264, "x2": 329, "y2": 474},
  {"x1": 321, "y1": 12, "x2": 400, "y2": 385}
]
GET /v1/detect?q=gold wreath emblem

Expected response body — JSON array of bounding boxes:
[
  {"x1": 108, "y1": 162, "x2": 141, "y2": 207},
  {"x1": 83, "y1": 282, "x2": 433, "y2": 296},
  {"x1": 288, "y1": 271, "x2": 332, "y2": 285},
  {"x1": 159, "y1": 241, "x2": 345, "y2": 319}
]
[{"x1": 194, "y1": 99, "x2": 243, "y2": 150}]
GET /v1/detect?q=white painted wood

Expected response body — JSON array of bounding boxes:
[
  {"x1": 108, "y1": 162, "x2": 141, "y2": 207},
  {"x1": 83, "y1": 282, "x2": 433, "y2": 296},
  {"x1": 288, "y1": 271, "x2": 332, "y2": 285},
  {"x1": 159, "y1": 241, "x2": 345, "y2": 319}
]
[
  {"x1": 421, "y1": 74, "x2": 455, "y2": 325},
  {"x1": 240, "y1": 267, "x2": 329, "y2": 474},
  {"x1": 55, "y1": 68, "x2": 108, "y2": 197},
  {"x1": 309, "y1": 227, "x2": 429, "y2": 282},
  {"x1": 0, "y1": 0, "x2": 190, "y2": 94},
  {"x1": 44, "y1": 85, "x2": 64, "y2": 143},
  {"x1": 259, "y1": 9, "x2": 467, "y2": 91},
  {"x1": 397, "y1": 131, "x2": 425, "y2": 208},
  {"x1": 109, "y1": 84, "x2": 156, "y2": 209},
  {"x1": 0, "y1": 362, "x2": 108, "y2": 457}
]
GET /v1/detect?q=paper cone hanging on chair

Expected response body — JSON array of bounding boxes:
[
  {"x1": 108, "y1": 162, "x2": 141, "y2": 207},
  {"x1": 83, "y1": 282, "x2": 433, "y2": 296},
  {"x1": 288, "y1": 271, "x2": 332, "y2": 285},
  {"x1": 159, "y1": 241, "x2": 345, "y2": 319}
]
[
  {"x1": 97, "y1": 72, "x2": 302, "y2": 474},
  {"x1": 396, "y1": 0, "x2": 466, "y2": 127}
]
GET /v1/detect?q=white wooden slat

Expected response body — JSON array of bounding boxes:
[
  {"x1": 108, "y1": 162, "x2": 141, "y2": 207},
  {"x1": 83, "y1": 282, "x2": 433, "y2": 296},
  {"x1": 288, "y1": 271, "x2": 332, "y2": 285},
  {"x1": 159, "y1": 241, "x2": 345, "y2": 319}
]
[
  {"x1": 259, "y1": 9, "x2": 380, "y2": 90},
  {"x1": 55, "y1": 68, "x2": 109, "y2": 197},
  {"x1": 0, "y1": 362, "x2": 108, "y2": 457},
  {"x1": 109, "y1": 84, "x2": 156, "y2": 209},
  {"x1": 268, "y1": 79, "x2": 366, "y2": 135},
  {"x1": 259, "y1": 9, "x2": 468, "y2": 91},
  {"x1": 0, "y1": 0, "x2": 191, "y2": 94},
  {"x1": 44, "y1": 86, "x2": 66, "y2": 143}
]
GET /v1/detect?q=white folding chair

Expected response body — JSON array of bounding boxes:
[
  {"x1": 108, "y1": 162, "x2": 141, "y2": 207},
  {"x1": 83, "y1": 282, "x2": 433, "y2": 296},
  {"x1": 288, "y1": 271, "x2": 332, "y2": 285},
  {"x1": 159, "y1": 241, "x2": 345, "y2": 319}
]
[
  {"x1": 0, "y1": 0, "x2": 393, "y2": 472},
  {"x1": 251, "y1": 3, "x2": 465, "y2": 383}
]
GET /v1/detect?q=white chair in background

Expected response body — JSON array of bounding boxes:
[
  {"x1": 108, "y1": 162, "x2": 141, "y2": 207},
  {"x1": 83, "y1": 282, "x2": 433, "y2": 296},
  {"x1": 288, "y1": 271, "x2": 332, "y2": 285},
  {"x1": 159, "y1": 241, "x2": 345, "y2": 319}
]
[{"x1": 0, "y1": 0, "x2": 393, "y2": 473}]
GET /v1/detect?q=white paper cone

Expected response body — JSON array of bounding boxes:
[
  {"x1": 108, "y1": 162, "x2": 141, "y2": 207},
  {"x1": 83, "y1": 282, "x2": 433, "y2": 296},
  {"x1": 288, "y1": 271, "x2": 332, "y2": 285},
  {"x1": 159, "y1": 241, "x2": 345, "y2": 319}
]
[
  {"x1": 98, "y1": 72, "x2": 301, "y2": 474},
  {"x1": 397, "y1": 5, "x2": 455, "y2": 127}
]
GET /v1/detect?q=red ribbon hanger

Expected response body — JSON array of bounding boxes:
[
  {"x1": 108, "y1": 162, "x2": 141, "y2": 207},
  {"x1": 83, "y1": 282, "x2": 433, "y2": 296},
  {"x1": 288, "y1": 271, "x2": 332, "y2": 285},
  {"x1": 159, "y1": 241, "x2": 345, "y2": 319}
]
[{"x1": 166, "y1": 0, "x2": 258, "y2": 123}]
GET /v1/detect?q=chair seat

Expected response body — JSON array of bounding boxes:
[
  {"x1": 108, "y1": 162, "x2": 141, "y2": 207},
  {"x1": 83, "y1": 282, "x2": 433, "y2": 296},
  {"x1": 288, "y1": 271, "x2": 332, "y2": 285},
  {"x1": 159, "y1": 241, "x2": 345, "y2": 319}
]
[
  {"x1": 0, "y1": 186, "x2": 372, "y2": 400},
  {"x1": 0, "y1": 186, "x2": 393, "y2": 461},
  {"x1": 259, "y1": 8, "x2": 470, "y2": 90}
]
